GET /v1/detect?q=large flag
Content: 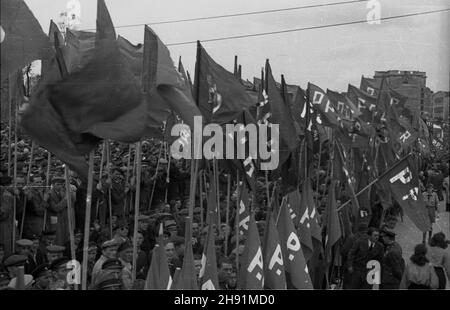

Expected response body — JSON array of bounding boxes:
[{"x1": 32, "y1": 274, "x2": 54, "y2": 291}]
[
  {"x1": 359, "y1": 76, "x2": 379, "y2": 96},
  {"x1": 194, "y1": 42, "x2": 253, "y2": 124},
  {"x1": 324, "y1": 181, "x2": 342, "y2": 265},
  {"x1": 378, "y1": 155, "x2": 431, "y2": 232},
  {"x1": 180, "y1": 218, "x2": 199, "y2": 289},
  {"x1": 289, "y1": 188, "x2": 313, "y2": 261},
  {"x1": 199, "y1": 220, "x2": 219, "y2": 289},
  {"x1": 236, "y1": 182, "x2": 251, "y2": 236},
  {"x1": 239, "y1": 212, "x2": 264, "y2": 289},
  {"x1": 347, "y1": 84, "x2": 377, "y2": 122},
  {"x1": 145, "y1": 224, "x2": 172, "y2": 289},
  {"x1": 327, "y1": 89, "x2": 361, "y2": 120},
  {"x1": 262, "y1": 211, "x2": 286, "y2": 289},
  {"x1": 63, "y1": 29, "x2": 96, "y2": 73},
  {"x1": 307, "y1": 83, "x2": 342, "y2": 129},
  {"x1": 277, "y1": 198, "x2": 312, "y2": 289},
  {"x1": 1, "y1": 0, "x2": 53, "y2": 82}
]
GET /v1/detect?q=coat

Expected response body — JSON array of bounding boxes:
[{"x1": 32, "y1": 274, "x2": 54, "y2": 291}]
[
  {"x1": 22, "y1": 189, "x2": 48, "y2": 239},
  {"x1": 47, "y1": 189, "x2": 74, "y2": 245},
  {"x1": 0, "y1": 188, "x2": 16, "y2": 256},
  {"x1": 381, "y1": 242, "x2": 405, "y2": 289},
  {"x1": 347, "y1": 237, "x2": 384, "y2": 271}
]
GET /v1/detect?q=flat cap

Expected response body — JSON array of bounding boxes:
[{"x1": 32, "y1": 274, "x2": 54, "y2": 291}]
[
  {"x1": 4, "y1": 255, "x2": 28, "y2": 267},
  {"x1": 97, "y1": 277, "x2": 122, "y2": 290},
  {"x1": 101, "y1": 258, "x2": 123, "y2": 271},
  {"x1": 15, "y1": 239, "x2": 33, "y2": 247},
  {"x1": 46, "y1": 245, "x2": 66, "y2": 253},
  {"x1": 31, "y1": 264, "x2": 52, "y2": 278},
  {"x1": 380, "y1": 229, "x2": 396, "y2": 238},
  {"x1": 49, "y1": 257, "x2": 71, "y2": 271},
  {"x1": 101, "y1": 239, "x2": 120, "y2": 250}
]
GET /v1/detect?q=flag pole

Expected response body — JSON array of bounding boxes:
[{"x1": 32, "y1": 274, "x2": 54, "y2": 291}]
[
  {"x1": 20, "y1": 141, "x2": 35, "y2": 239},
  {"x1": 43, "y1": 151, "x2": 52, "y2": 231},
  {"x1": 81, "y1": 150, "x2": 95, "y2": 290},
  {"x1": 7, "y1": 75, "x2": 13, "y2": 177},
  {"x1": 123, "y1": 144, "x2": 132, "y2": 217},
  {"x1": 132, "y1": 141, "x2": 142, "y2": 284},
  {"x1": 337, "y1": 153, "x2": 411, "y2": 212},
  {"x1": 12, "y1": 79, "x2": 19, "y2": 252},
  {"x1": 224, "y1": 174, "x2": 231, "y2": 256},
  {"x1": 96, "y1": 142, "x2": 106, "y2": 224},
  {"x1": 314, "y1": 140, "x2": 323, "y2": 206},
  {"x1": 64, "y1": 165, "x2": 77, "y2": 290},
  {"x1": 165, "y1": 142, "x2": 171, "y2": 203},
  {"x1": 105, "y1": 140, "x2": 113, "y2": 238},
  {"x1": 147, "y1": 143, "x2": 164, "y2": 212},
  {"x1": 199, "y1": 171, "x2": 204, "y2": 231}
]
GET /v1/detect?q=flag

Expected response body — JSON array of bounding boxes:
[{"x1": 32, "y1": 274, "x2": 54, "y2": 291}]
[
  {"x1": 235, "y1": 182, "x2": 251, "y2": 236},
  {"x1": 63, "y1": 29, "x2": 96, "y2": 73},
  {"x1": 239, "y1": 212, "x2": 264, "y2": 289},
  {"x1": 199, "y1": 220, "x2": 219, "y2": 290},
  {"x1": 262, "y1": 211, "x2": 287, "y2": 289},
  {"x1": 347, "y1": 84, "x2": 377, "y2": 122},
  {"x1": 277, "y1": 198, "x2": 313, "y2": 289},
  {"x1": 95, "y1": 0, "x2": 116, "y2": 44},
  {"x1": 117, "y1": 35, "x2": 144, "y2": 83},
  {"x1": 289, "y1": 188, "x2": 313, "y2": 261},
  {"x1": 143, "y1": 26, "x2": 201, "y2": 131},
  {"x1": 1, "y1": 0, "x2": 53, "y2": 82},
  {"x1": 170, "y1": 268, "x2": 183, "y2": 290},
  {"x1": 194, "y1": 41, "x2": 254, "y2": 124},
  {"x1": 206, "y1": 172, "x2": 218, "y2": 226},
  {"x1": 377, "y1": 155, "x2": 431, "y2": 232},
  {"x1": 327, "y1": 89, "x2": 361, "y2": 120},
  {"x1": 180, "y1": 218, "x2": 198, "y2": 289},
  {"x1": 145, "y1": 224, "x2": 172, "y2": 289},
  {"x1": 359, "y1": 76, "x2": 379, "y2": 96},
  {"x1": 324, "y1": 181, "x2": 342, "y2": 264},
  {"x1": 308, "y1": 83, "x2": 342, "y2": 129}
]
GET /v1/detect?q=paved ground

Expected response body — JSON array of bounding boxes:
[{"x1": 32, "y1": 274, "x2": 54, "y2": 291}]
[{"x1": 393, "y1": 199, "x2": 450, "y2": 289}]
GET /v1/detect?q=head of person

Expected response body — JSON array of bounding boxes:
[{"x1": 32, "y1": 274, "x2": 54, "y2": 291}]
[
  {"x1": 88, "y1": 242, "x2": 98, "y2": 262},
  {"x1": 385, "y1": 216, "x2": 398, "y2": 230},
  {"x1": 15, "y1": 239, "x2": 33, "y2": 256},
  {"x1": 172, "y1": 237, "x2": 185, "y2": 258},
  {"x1": 31, "y1": 264, "x2": 53, "y2": 289},
  {"x1": 426, "y1": 183, "x2": 434, "y2": 193},
  {"x1": 117, "y1": 242, "x2": 133, "y2": 264},
  {"x1": 192, "y1": 222, "x2": 200, "y2": 238},
  {"x1": 220, "y1": 223, "x2": 231, "y2": 239},
  {"x1": 164, "y1": 241, "x2": 175, "y2": 260},
  {"x1": 50, "y1": 257, "x2": 71, "y2": 282},
  {"x1": 410, "y1": 243, "x2": 429, "y2": 267},
  {"x1": 429, "y1": 232, "x2": 449, "y2": 249},
  {"x1": 136, "y1": 232, "x2": 144, "y2": 248},
  {"x1": 41, "y1": 230, "x2": 56, "y2": 247},
  {"x1": 51, "y1": 177, "x2": 64, "y2": 192},
  {"x1": 381, "y1": 230, "x2": 396, "y2": 245},
  {"x1": 138, "y1": 217, "x2": 149, "y2": 233},
  {"x1": 4, "y1": 255, "x2": 28, "y2": 277},
  {"x1": 101, "y1": 240, "x2": 119, "y2": 259},
  {"x1": 30, "y1": 235, "x2": 40, "y2": 254},
  {"x1": 165, "y1": 220, "x2": 179, "y2": 237},
  {"x1": 367, "y1": 227, "x2": 380, "y2": 243},
  {"x1": 46, "y1": 245, "x2": 65, "y2": 264},
  {"x1": 101, "y1": 259, "x2": 123, "y2": 278},
  {"x1": 193, "y1": 255, "x2": 202, "y2": 278},
  {"x1": 112, "y1": 169, "x2": 124, "y2": 184},
  {"x1": 218, "y1": 258, "x2": 234, "y2": 277},
  {"x1": 114, "y1": 220, "x2": 129, "y2": 238}
]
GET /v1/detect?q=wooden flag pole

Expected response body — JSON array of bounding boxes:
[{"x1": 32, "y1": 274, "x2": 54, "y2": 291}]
[
  {"x1": 164, "y1": 143, "x2": 171, "y2": 203},
  {"x1": 147, "y1": 143, "x2": 164, "y2": 212},
  {"x1": 43, "y1": 151, "x2": 52, "y2": 231},
  {"x1": 81, "y1": 151, "x2": 95, "y2": 290},
  {"x1": 12, "y1": 81, "x2": 19, "y2": 252},
  {"x1": 199, "y1": 171, "x2": 204, "y2": 231},
  {"x1": 20, "y1": 141, "x2": 35, "y2": 239},
  {"x1": 132, "y1": 141, "x2": 142, "y2": 284},
  {"x1": 123, "y1": 144, "x2": 132, "y2": 217},
  {"x1": 213, "y1": 158, "x2": 221, "y2": 227},
  {"x1": 96, "y1": 142, "x2": 106, "y2": 223},
  {"x1": 224, "y1": 174, "x2": 231, "y2": 256},
  {"x1": 314, "y1": 140, "x2": 323, "y2": 206},
  {"x1": 7, "y1": 75, "x2": 13, "y2": 177},
  {"x1": 64, "y1": 165, "x2": 77, "y2": 290},
  {"x1": 105, "y1": 141, "x2": 113, "y2": 238}
]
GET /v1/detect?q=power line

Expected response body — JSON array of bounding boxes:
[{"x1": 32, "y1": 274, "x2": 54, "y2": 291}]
[
  {"x1": 82, "y1": 0, "x2": 369, "y2": 31},
  {"x1": 165, "y1": 8, "x2": 450, "y2": 46}
]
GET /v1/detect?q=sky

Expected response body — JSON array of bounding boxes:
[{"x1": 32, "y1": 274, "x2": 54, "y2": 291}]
[{"x1": 25, "y1": 0, "x2": 450, "y2": 92}]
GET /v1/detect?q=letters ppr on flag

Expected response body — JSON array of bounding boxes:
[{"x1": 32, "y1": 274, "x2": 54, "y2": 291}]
[{"x1": 378, "y1": 155, "x2": 431, "y2": 232}]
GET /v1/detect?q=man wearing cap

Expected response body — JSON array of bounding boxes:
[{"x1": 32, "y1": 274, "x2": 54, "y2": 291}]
[
  {"x1": 93, "y1": 272, "x2": 123, "y2": 290},
  {"x1": 47, "y1": 176, "x2": 74, "y2": 246},
  {"x1": 46, "y1": 245, "x2": 66, "y2": 264},
  {"x1": 91, "y1": 239, "x2": 119, "y2": 284},
  {"x1": 0, "y1": 175, "x2": 16, "y2": 256},
  {"x1": 21, "y1": 175, "x2": 49, "y2": 239},
  {"x1": 31, "y1": 264, "x2": 53, "y2": 290},
  {"x1": 49, "y1": 257, "x2": 72, "y2": 290},
  {"x1": 15, "y1": 239, "x2": 37, "y2": 274},
  {"x1": 4, "y1": 254, "x2": 29, "y2": 278},
  {"x1": 380, "y1": 230, "x2": 404, "y2": 289},
  {"x1": 117, "y1": 242, "x2": 133, "y2": 289},
  {"x1": 111, "y1": 219, "x2": 130, "y2": 245},
  {"x1": 36, "y1": 230, "x2": 56, "y2": 265}
]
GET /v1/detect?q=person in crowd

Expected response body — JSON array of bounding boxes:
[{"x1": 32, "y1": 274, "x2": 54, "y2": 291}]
[
  {"x1": 443, "y1": 174, "x2": 450, "y2": 212},
  {"x1": 14, "y1": 239, "x2": 36, "y2": 274},
  {"x1": 400, "y1": 243, "x2": 439, "y2": 289},
  {"x1": 36, "y1": 230, "x2": 56, "y2": 265},
  {"x1": 422, "y1": 183, "x2": 440, "y2": 243},
  {"x1": 380, "y1": 230, "x2": 404, "y2": 289},
  {"x1": 31, "y1": 264, "x2": 53, "y2": 290},
  {"x1": 45, "y1": 245, "x2": 65, "y2": 265},
  {"x1": 22, "y1": 175, "x2": 48, "y2": 239},
  {"x1": 347, "y1": 227, "x2": 384, "y2": 289},
  {"x1": 91, "y1": 239, "x2": 119, "y2": 284},
  {"x1": 117, "y1": 242, "x2": 133, "y2": 289},
  {"x1": 0, "y1": 176, "x2": 15, "y2": 256},
  {"x1": 426, "y1": 232, "x2": 450, "y2": 289}
]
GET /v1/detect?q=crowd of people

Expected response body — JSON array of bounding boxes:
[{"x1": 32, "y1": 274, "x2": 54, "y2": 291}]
[{"x1": 1, "y1": 127, "x2": 449, "y2": 290}]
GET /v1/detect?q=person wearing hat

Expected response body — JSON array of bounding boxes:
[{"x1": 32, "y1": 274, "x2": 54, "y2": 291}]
[
  {"x1": 36, "y1": 230, "x2": 56, "y2": 265},
  {"x1": 49, "y1": 257, "x2": 72, "y2": 290},
  {"x1": 0, "y1": 176, "x2": 16, "y2": 257},
  {"x1": 14, "y1": 239, "x2": 37, "y2": 274},
  {"x1": 47, "y1": 176, "x2": 74, "y2": 246},
  {"x1": 91, "y1": 239, "x2": 119, "y2": 285},
  {"x1": 31, "y1": 264, "x2": 53, "y2": 290},
  {"x1": 426, "y1": 232, "x2": 450, "y2": 289},
  {"x1": 4, "y1": 255, "x2": 29, "y2": 278},
  {"x1": 117, "y1": 242, "x2": 133, "y2": 289},
  {"x1": 94, "y1": 273, "x2": 123, "y2": 290},
  {"x1": 380, "y1": 229, "x2": 404, "y2": 289},
  {"x1": 21, "y1": 175, "x2": 49, "y2": 239},
  {"x1": 112, "y1": 219, "x2": 130, "y2": 245},
  {"x1": 422, "y1": 183, "x2": 439, "y2": 243},
  {"x1": 45, "y1": 245, "x2": 66, "y2": 264}
]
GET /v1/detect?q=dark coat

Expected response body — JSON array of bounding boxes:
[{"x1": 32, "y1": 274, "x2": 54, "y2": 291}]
[
  {"x1": 381, "y1": 242, "x2": 404, "y2": 289},
  {"x1": 347, "y1": 237, "x2": 384, "y2": 271}
]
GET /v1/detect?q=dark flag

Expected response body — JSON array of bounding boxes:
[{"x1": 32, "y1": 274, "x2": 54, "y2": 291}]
[
  {"x1": 324, "y1": 181, "x2": 342, "y2": 264},
  {"x1": 327, "y1": 89, "x2": 361, "y2": 120},
  {"x1": 180, "y1": 218, "x2": 199, "y2": 289},
  {"x1": 199, "y1": 220, "x2": 219, "y2": 289},
  {"x1": 235, "y1": 182, "x2": 251, "y2": 236},
  {"x1": 262, "y1": 211, "x2": 287, "y2": 289},
  {"x1": 145, "y1": 224, "x2": 172, "y2": 289},
  {"x1": 359, "y1": 76, "x2": 379, "y2": 96},
  {"x1": 63, "y1": 29, "x2": 96, "y2": 73},
  {"x1": 1, "y1": 0, "x2": 53, "y2": 82},
  {"x1": 378, "y1": 155, "x2": 431, "y2": 232},
  {"x1": 239, "y1": 212, "x2": 264, "y2": 289},
  {"x1": 347, "y1": 84, "x2": 377, "y2": 122},
  {"x1": 277, "y1": 198, "x2": 313, "y2": 289},
  {"x1": 194, "y1": 42, "x2": 253, "y2": 124},
  {"x1": 307, "y1": 83, "x2": 342, "y2": 129},
  {"x1": 289, "y1": 188, "x2": 313, "y2": 261}
]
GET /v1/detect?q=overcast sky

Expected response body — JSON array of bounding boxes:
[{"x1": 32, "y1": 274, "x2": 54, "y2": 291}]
[{"x1": 25, "y1": 0, "x2": 450, "y2": 92}]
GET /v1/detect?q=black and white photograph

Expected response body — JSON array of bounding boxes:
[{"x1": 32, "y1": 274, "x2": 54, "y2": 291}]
[{"x1": 0, "y1": 0, "x2": 449, "y2": 295}]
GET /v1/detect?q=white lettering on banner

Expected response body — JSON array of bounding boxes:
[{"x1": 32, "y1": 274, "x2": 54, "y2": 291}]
[
  {"x1": 390, "y1": 97, "x2": 400, "y2": 106},
  {"x1": 269, "y1": 245, "x2": 284, "y2": 276},
  {"x1": 299, "y1": 208, "x2": 310, "y2": 228},
  {"x1": 367, "y1": 87, "x2": 375, "y2": 95},
  {"x1": 287, "y1": 232, "x2": 301, "y2": 261},
  {"x1": 389, "y1": 167, "x2": 412, "y2": 184},
  {"x1": 312, "y1": 91, "x2": 324, "y2": 105},
  {"x1": 259, "y1": 90, "x2": 269, "y2": 107},
  {"x1": 243, "y1": 157, "x2": 255, "y2": 177},
  {"x1": 399, "y1": 131, "x2": 411, "y2": 143},
  {"x1": 288, "y1": 205, "x2": 296, "y2": 219},
  {"x1": 357, "y1": 98, "x2": 366, "y2": 111},
  {"x1": 248, "y1": 247, "x2": 264, "y2": 281},
  {"x1": 402, "y1": 187, "x2": 419, "y2": 201},
  {"x1": 239, "y1": 200, "x2": 246, "y2": 214},
  {"x1": 360, "y1": 210, "x2": 368, "y2": 218},
  {"x1": 239, "y1": 216, "x2": 250, "y2": 234}
]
